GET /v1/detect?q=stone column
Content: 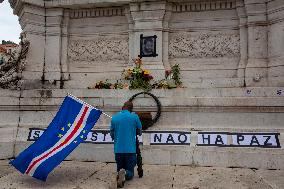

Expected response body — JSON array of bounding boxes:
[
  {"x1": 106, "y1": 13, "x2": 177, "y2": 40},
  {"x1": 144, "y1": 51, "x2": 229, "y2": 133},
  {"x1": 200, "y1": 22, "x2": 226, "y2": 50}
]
[
  {"x1": 129, "y1": 1, "x2": 167, "y2": 79},
  {"x1": 267, "y1": 0, "x2": 284, "y2": 86},
  {"x1": 44, "y1": 8, "x2": 64, "y2": 88},
  {"x1": 125, "y1": 6, "x2": 135, "y2": 66},
  {"x1": 244, "y1": 0, "x2": 268, "y2": 86},
  {"x1": 10, "y1": 1, "x2": 45, "y2": 89},
  {"x1": 236, "y1": 0, "x2": 248, "y2": 86},
  {"x1": 162, "y1": 3, "x2": 172, "y2": 71},
  {"x1": 60, "y1": 10, "x2": 70, "y2": 84}
]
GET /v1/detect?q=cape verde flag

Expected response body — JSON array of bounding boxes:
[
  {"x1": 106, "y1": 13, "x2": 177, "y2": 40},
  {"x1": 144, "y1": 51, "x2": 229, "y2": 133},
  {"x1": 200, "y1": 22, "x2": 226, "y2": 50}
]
[{"x1": 10, "y1": 95, "x2": 102, "y2": 181}]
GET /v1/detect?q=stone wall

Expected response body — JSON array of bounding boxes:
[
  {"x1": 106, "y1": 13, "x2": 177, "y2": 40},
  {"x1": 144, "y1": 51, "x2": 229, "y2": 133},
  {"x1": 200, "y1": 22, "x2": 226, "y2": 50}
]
[
  {"x1": 66, "y1": 7, "x2": 129, "y2": 88},
  {"x1": 168, "y1": 2, "x2": 241, "y2": 87},
  {"x1": 8, "y1": 0, "x2": 284, "y2": 88},
  {"x1": 1, "y1": 87, "x2": 284, "y2": 169}
]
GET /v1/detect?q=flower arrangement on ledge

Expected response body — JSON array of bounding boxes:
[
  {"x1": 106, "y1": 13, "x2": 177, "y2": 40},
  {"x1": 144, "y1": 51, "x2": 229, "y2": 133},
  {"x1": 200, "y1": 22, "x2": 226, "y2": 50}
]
[
  {"x1": 122, "y1": 57, "x2": 153, "y2": 91},
  {"x1": 92, "y1": 80, "x2": 126, "y2": 89},
  {"x1": 152, "y1": 64, "x2": 182, "y2": 89},
  {"x1": 88, "y1": 56, "x2": 183, "y2": 91}
]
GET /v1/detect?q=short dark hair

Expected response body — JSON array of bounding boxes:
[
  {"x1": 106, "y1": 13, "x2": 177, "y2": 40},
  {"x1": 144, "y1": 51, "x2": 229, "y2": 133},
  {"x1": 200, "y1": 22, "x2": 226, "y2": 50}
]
[{"x1": 122, "y1": 101, "x2": 133, "y2": 112}]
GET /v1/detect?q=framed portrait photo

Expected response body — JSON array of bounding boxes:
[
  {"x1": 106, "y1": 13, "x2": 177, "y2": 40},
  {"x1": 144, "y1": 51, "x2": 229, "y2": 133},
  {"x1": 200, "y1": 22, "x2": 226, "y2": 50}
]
[{"x1": 140, "y1": 34, "x2": 158, "y2": 57}]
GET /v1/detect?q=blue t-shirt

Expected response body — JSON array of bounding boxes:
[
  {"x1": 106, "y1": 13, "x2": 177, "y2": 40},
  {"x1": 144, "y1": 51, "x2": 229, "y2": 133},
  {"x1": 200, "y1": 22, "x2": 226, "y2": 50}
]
[{"x1": 110, "y1": 110, "x2": 142, "y2": 153}]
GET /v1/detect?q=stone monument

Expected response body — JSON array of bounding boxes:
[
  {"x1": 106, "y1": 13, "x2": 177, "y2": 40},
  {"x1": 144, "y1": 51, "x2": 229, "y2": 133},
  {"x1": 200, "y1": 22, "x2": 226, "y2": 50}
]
[{"x1": 0, "y1": 0, "x2": 283, "y2": 169}]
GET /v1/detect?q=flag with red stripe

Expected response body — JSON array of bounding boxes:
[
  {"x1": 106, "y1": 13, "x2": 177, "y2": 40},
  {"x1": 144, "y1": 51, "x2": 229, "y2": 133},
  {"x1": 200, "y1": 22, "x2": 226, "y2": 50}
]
[{"x1": 10, "y1": 95, "x2": 102, "y2": 181}]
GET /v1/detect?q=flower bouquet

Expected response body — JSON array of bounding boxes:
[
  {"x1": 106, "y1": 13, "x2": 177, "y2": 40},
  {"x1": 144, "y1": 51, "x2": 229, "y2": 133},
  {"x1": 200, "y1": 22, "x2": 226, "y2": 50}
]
[
  {"x1": 152, "y1": 64, "x2": 182, "y2": 89},
  {"x1": 88, "y1": 80, "x2": 128, "y2": 89},
  {"x1": 122, "y1": 57, "x2": 154, "y2": 91}
]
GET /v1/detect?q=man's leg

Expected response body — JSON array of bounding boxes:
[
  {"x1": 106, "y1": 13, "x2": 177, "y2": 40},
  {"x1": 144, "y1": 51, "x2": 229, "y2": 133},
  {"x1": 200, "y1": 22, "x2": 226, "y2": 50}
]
[
  {"x1": 125, "y1": 153, "x2": 137, "y2": 180},
  {"x1": 115, "y1": 153, "x2": 124, "y2": 172},
  {"x1": 115, "y1": 154, "x2": 126, "y2": 188}
]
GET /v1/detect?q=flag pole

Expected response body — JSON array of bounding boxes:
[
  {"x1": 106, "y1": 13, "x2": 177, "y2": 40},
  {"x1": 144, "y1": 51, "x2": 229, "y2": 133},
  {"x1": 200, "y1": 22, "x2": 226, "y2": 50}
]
[{"x1": 67, "y1": 93, "x2": 112, "y2": 119}]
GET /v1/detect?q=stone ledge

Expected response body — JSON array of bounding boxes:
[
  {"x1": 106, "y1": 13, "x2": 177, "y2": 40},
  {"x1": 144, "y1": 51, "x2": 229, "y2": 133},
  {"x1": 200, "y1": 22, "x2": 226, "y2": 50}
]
[
  {"x1": 0, "y1": 90, "x2": 20, "y2": 97},
  {"x1": 2, "y1": 105, "x2": 284, "y2": 113},
  {"x1": 19, "y1": 87, "x2": 284, "y2": 98},
  {"x1": 15, "y1": 96, "x2": 284, "y2": 107}
]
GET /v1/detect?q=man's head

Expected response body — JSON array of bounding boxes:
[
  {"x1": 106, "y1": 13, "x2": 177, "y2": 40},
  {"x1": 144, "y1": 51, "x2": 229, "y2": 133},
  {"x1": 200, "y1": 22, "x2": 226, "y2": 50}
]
[{"x1": 122, "y1": 101, "x2": 133, "y2": 112}]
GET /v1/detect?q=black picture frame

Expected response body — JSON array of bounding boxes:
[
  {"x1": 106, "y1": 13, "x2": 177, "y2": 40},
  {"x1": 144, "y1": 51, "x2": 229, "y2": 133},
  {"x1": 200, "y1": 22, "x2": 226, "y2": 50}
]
[{"x1": 139, "y1": 34, "x2": 158, "y2": 57}]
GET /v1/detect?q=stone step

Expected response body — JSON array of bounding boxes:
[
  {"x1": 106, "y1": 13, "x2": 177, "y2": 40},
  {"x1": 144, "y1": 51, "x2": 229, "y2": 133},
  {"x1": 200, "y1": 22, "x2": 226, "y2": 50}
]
[
  {"x1": 1, "y1": 96, "x2": 282, "y2": 108},
  {"x1": 14, "y1": 87, "x2": 284, "y2": 98}
]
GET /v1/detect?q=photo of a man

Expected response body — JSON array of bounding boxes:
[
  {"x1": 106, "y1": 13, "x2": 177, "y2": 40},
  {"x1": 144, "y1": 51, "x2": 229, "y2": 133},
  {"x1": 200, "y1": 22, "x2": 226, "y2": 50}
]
[{"x1": 140, "y1": 34, "x2": 157, "y2": 57}]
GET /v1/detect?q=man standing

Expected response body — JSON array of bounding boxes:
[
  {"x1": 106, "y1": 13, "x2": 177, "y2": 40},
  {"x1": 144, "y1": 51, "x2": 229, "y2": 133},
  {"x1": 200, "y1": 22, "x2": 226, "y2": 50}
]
[{"x1": 110, "y1": 101, "x2": 142, "y2": 188}]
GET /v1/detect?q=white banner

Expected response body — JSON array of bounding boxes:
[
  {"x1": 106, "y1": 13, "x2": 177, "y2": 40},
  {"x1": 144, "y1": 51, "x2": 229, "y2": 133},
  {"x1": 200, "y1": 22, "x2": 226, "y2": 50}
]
[
  {"x1": 231, "y1": 133, "x2": 280, "y2": 147},
  {"x1": 28, "y1": 129, "x2": 281, "y2": 148},
  {"x1": 150, "y1": 131, "x2": 190, "y2": 145},
  {"x1": 197, "y1": 132, "x2": 228, "y2": 146},
  {"x1": 28, "y1": 128, "x2": 142, "y2": 144}
]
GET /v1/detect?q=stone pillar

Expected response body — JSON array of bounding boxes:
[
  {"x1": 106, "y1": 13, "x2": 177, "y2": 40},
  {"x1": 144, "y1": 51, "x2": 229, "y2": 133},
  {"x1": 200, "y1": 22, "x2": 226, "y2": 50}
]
[
  {"x1": 162, "y1": 3, "x2": 172, "y2": 71},
  {"x1": 244, "y1": 0, "x2": 268, "y2": 86},
  {"x1": 125, "y1": 6, "x2": 135, "y2": 66},
  {"x1": 236, "y1": 0, "x2": 248, "y2": 86},
  {"x1": 11, "y1": 1, "x2": 45, "y2": 88},
  {"x1": 267, "y1": 0, "x2": 284, "y2": 86},
  {"x1": 45, "y1": 8, "x2": 64, "y2": 88},
  {"x1": 129, "y1": 1, "x2": 167, "y2": 79},
  {"x1": 60, "y1": 10, "x2": 70, "y2": 83}
]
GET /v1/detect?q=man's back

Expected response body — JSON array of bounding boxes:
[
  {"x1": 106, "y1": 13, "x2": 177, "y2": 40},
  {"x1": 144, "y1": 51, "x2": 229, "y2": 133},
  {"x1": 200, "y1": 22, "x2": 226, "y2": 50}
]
[{"x1": 111, "y1": 110, "x2": 142, "y2": 153}]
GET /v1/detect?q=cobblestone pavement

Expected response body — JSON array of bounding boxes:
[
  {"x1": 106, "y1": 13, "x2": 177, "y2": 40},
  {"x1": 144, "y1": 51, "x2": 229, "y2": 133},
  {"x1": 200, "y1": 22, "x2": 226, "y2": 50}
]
[{"x1": 0, "y1": 160, "x2": 283, "y2": 189}]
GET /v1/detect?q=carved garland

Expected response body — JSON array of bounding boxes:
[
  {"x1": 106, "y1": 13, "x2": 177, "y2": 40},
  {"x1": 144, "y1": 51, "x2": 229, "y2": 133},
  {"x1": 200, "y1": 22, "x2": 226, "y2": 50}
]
[
  {"x1": 169, "y1": 33, "x2": 240, "y2": 59},
  {"x1": 68, "y1": 37, "x2": 129, "y2": 63}
]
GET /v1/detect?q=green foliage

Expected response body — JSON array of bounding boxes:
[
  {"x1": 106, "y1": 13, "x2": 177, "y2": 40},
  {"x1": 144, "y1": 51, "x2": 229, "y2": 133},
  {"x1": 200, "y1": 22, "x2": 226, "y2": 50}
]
[
  {"x1": 152, "y1": 64, "x2": 182, "y2": 89},
  {"x1": 94, "y1": 80, "x2": 112, "y2": 89},
  {"x1": 130, "y1": 76, "x2": 152, "y2": 91},
  {"x1": 171, "y1": 64, "x2": 182, "y2": 86},
  {"x1": 1, "y1": 40, "x2": 16, "y2": 45},
  {"x1": 89, "y1": 80, "x2": 126, "y2": 89},
  {"x1": 113, "y1": 80, "x2": 124, "y2": 89}
]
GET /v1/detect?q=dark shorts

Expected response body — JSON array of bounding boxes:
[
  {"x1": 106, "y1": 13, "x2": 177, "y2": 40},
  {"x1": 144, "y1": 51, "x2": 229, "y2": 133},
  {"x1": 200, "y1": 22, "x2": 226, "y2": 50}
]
[{"x1": 115, "y1": 153, "x2": 137, "y2": 180}]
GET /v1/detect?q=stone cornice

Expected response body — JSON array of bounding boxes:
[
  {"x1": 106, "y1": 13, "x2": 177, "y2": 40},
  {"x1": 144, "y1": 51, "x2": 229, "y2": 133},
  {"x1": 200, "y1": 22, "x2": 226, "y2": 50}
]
[
  {"x1": 44, "y1": 0, "x2": 131, "y2": 8},
  {"x1": 69, "y1": 7, "x2": 125, "y2": 19},
  {"x1": 9, "y1": 0, "x2": 44, "y2": 15}
]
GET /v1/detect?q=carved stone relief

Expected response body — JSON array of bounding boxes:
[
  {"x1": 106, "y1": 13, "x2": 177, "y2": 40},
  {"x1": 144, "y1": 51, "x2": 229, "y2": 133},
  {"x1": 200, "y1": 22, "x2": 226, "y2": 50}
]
[
  {"x1": 68, "y1": 36, "x2": 128, "y2": 63},
  {"x1": 169, "y1": 33, "x2": 240, "y2": 59}
]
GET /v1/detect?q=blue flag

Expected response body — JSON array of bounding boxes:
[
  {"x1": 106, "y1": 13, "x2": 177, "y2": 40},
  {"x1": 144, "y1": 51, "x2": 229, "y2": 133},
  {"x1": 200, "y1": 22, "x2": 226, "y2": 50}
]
[{"x1": 10, "y1": 95, "x2": 102, "y2": 181}]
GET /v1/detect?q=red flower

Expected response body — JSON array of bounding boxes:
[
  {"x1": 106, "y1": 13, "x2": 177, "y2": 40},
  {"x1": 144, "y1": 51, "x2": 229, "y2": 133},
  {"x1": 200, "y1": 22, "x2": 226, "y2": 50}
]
[{"x1": 165, "y1": 69, "x2": 172, "y2": 79}]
